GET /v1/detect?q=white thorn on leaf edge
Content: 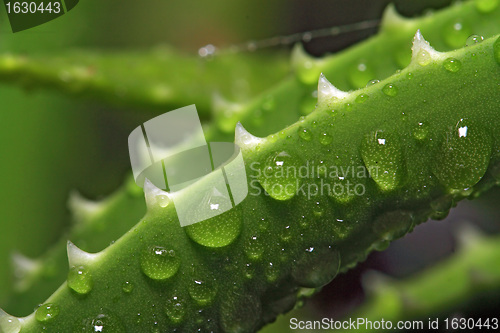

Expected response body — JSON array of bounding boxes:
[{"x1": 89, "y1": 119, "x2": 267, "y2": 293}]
[
  {"x1": 317, "y1": 73, "x2": 348, "y2": 104},
  {"x1": 68, "y1": 190, "x2": 103, "y2": 222},
  {"x1": 211, "y1": 92, "x2": 242, "y2": 115},
  {"x1": 67, "y1": 241, "x2": 101, "y2": 268},
  {"x1": 144, "y1": 178, "x2": 171, "y2": 208},
  {"x1": 411, "y1": 30, "x2": 442, "y2": 65},
  {"x1": 0, "y1": 308, "x2": 22, "y2": 333},
  {"x1": 455, "y1": 222, "x2": 485, "y2": 249},
  {"x1": 11, "y1": 252, "x2": 40, "y2": 284},
  {"x1": 381, "y1": 4, "x2": 408, "y2": 28},
  {"x1": 291, "y1": 43, "x2": 314, "y2": 67},
  {"x1": 361, "y1": 270, "x2": 395, "y2": 294},
  {"x1": 235, "y1": 122, "x2": 264, "y2": 147}
]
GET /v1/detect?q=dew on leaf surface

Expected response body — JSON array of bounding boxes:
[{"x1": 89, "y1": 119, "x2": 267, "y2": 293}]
[
  {"x1": 443, "y1": 57, "x2": 462, "y2": 72},
  {"x1": 259, "y1": 151, "x2": 302, "y2": 201},
  {"x1": 382, "y1": 83, "x2": 398, "y2": 97},
  {"x1": 361, "y1": 130, "x2": 405, "y2": 191},
  {"x1": 292, "y1": 245, "x2": 340, "y2": 288},
  {"x1": 140, "y1": 246, "x2": 180, "y2": 280},
  {"x1": 35, "y1": 303, "x2": 59, "y2": 323},
  {"x1": 432, "y1": 119, "x2": 492, "y2": 190},
  {"x1": 68, "y1": 265, "x2": 93, "y2": 295}
]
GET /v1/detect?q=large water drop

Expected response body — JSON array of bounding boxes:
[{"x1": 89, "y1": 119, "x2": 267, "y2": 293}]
[
  {"x1": 259, "y1": 151, "x2": 302, "y2": 201},
  {"x1": 361, "y1": 130, "x2": 405, "y2": 191},
  {"x1": 292, "y1": 245, "x2": 340, "y2": 288},
  {"x1": 432, "y1": 119, "x2": 492, "y2": 189}
]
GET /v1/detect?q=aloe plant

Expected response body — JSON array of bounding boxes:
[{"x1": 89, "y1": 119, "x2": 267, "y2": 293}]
[
  {"x1": 342, "y1": 226, "x2": 500, "y2": 333},
  {"x1": 0, "y1": 0, "x2": 499, "y2": 332}
]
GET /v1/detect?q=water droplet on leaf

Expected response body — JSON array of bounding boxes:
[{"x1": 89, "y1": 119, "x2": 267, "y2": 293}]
[
  {"x1": 292, "y1": 245, "x2": 340, "y2": 288},
  {"x1": 466, "y1": 34, "x2": 484, "y2": 46},
  {"x1": 416, "y1": 49, "x2": 431, "y2": 66},
  {"x1": 35, "y1": 303, "x2": 59, "y2": 323},
  {"x1": 265, "y1": 262, "x2": 280, "y2": 282},
  {"x1": 298, "y1": 127, "x2": 312, "y2": 141},
  {"x1": 432, "y1": 119, "x2": 492, "y2": 189},
  {"x1": 319, "y1": 133, "x2": 333, "y2": 146},
  {"x1": 76, "y1": 313, "x2": 125, "y2": 332},
  {"x1": 382, "y1": 83, "x2": 398, "y2": 97},
  {"x1": 68, "y1": 266, "x2": 93, "y2": 295},
  {"x1": 165, "y1": 295, "x2": 186, "y2": 323},
  {"x1": 413, "y1": 122, "x2": 428, "y2": 140},
  {"x1": 361, "y1": 130, "x2": 405, "y2": 191},
  {"x1": 244, "y1": 263, "x2": 255, "y2": 279},
  {"x1": 122, "y1": 281, "x2": 134, "y2": 294},
  {"x1": 259, "y1": 151, "x2": 302, "y2": 201},
  {"x1": 355, "y1": 94, "x2": 369, "y2": 103},
  {"x1": 443, "y1": 58, "x2": 462, "y2": 72},
  {"x1": 244, "y1": 235, "x2": 265, "y2": 261},
  {"x1": 140, "y1": 246, "x2": 180, "y2": 280},
  {"x1": 157, "y1": 195, "x2": 170, "y2": 208},
  {"x1": 185, "y1": 206, "x2": 242, "y2": 247},
  {"x1": 188, "y1": 278, "x2": 217, "y2": 306}
]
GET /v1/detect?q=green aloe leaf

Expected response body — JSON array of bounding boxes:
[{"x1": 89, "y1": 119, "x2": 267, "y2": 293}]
[
  {"x1": 1, "y1": 1, "x2": 500, "y2": 332},
  {"x1": 339, "y1": 226, "x2": 500, "y2": 333},
  {"x1": 1, "y1": 29, "x2": 498, "y2": 332},
  {"x1": 0, "y1": 48, "x2": 289, "y2": 119}
]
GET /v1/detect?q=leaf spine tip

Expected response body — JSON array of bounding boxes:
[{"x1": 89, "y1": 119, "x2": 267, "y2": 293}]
[
  {"x1": 11, "y1": 252, "x2": 40, "y2": 282},
  {"x1": 0, "y1": 307, "x2": 23, "y2": 331},
  {"x1": 381, "y1": 3, "x2": 409, "y2": 29},
  {"x1": 411, "y1": 30, "x2": 442, "y2": 63},
  {"x1": 317, "y1": 73, "x2": 348, "y2": 104},
  {"x1": 211, "y1": 92, "x2": 241, "y2": 114},
  {"x1": 454, "y1": 222, "x2": 485, "y2": 249},
  {"x1": 361, "y1": 270, "x2": 394, "y2": 294},
  {"x1": 68, "y1": 190, "x2": 103, "y2": 223},
  {"x1": 291, "y1": 43, "x2": 314, "y2": 67},
  {"x1": 143, "y1": 178, "x2": 171, "y2": 207},
  {"x1": 234, "y1": 122, "x2": 264, "y2": 147},
  {"x1": 67, "y1": 240, "x2": 100, "y2": 267}
]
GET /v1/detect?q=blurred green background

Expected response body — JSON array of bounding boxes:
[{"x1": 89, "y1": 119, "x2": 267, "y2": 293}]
[{"x1": 5, "y1": 0, "x2": 499, "y2": 327}]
